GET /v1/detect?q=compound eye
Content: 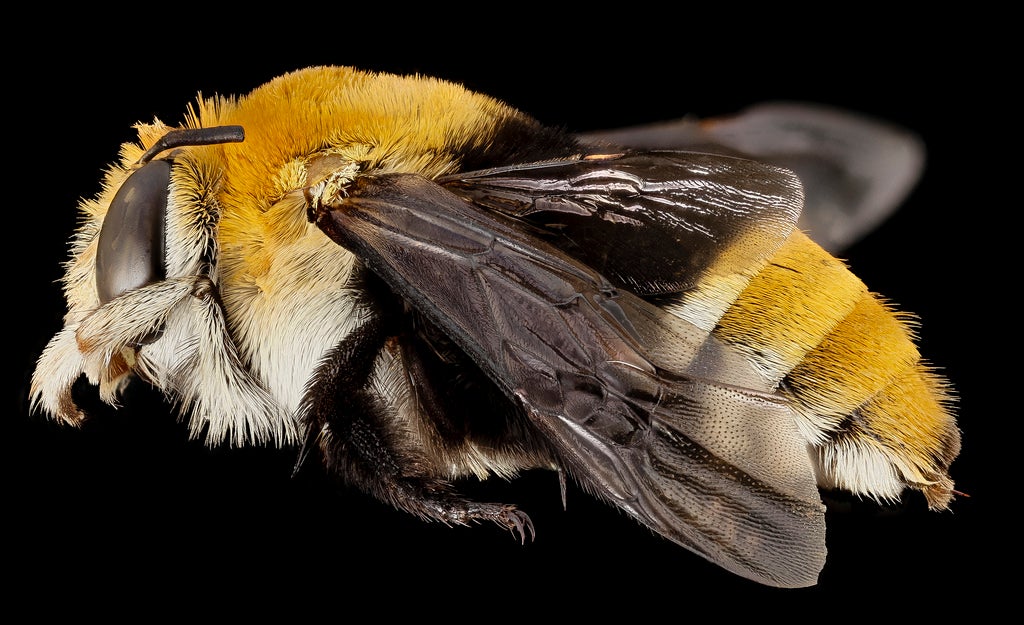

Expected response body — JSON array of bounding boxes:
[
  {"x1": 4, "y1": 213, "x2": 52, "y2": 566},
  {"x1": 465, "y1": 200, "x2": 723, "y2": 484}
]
[{"x1": 95, "y1": 159, "x2": 170, "y2": 304}]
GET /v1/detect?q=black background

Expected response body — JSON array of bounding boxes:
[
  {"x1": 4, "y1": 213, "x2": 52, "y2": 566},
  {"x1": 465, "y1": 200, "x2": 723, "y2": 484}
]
[{"x1": 7, "y1": 10, "x2": 1005, "y2": 617}]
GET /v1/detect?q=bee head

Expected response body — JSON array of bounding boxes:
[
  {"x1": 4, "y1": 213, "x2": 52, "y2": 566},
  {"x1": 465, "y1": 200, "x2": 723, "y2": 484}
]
[{"x1": 95, "y1": 126, "x2": 244, "y2": 305}]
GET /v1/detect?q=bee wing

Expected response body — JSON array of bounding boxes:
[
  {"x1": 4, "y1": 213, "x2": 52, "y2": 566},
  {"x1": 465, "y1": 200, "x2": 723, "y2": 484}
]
[
  {"x1": 577, "y1": 102, "x2": 926, "y2": 253},
  {"x1": 312, "y1": 165, "x2": 826, "y2": 588},
  {"x1": 440, "y1": 151, "x2": 803, "y2": 297}
]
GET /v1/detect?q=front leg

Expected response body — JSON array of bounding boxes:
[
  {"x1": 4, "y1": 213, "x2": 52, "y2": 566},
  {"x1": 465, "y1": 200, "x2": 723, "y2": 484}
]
[{"x1": 295, "y1": 307, "x2": 534, "y2": 542}]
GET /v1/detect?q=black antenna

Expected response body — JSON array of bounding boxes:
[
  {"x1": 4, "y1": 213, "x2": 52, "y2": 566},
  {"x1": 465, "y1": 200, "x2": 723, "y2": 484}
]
[{"x1": 136, "y1": 125, "x2": 245, "y2": 164}]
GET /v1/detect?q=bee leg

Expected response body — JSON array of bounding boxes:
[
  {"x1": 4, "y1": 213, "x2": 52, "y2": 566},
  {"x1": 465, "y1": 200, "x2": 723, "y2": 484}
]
[{"x1": 297, "y1": 312, "x2": 535, "y2": 542}]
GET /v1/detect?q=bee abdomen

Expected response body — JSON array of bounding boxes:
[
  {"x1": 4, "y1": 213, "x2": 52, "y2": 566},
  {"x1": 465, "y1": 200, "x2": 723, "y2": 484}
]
[{"x1": 713, "y1": 230, "x2": 959, "y2": 508}]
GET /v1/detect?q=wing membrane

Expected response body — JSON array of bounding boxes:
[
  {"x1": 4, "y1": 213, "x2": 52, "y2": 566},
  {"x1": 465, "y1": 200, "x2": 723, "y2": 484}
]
[
  {"x1": 577, "y1": 103, "x2": 925, "y2": 253},
  {"x1": 440, "y1": 151, "x2": 802, "y2": 296},
  {"x1": 313, "y1": 170, "x2": 826, "y2": 587}
]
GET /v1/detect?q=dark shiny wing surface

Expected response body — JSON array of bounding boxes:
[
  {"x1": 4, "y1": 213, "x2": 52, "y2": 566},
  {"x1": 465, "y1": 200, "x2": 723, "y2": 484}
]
[
  {"x1": 440, "y1": 151, "x2": 803, "y2": 296},
  {"x1": 312, "y1": 173, "x2": 826, "y2": 588},
  {"x1": 577, "y1": 103, "x2": 925, "y2": 253}
]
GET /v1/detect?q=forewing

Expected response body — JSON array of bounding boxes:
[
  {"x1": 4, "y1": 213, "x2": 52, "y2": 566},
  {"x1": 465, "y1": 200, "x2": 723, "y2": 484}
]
[
  {"x1": 311, "y1": 172, "x2": 825, "y2": 588},
  {"x1": 439, "y1": 151, "x2": 802, "y2": 296},
  {"x1": 577, "y1": 103, "x2": 925, "y2": 253}
]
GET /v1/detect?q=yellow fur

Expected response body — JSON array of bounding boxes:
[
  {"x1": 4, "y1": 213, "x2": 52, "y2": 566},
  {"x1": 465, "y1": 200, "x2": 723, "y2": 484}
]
[{"x1": 715, "y1": 230, "x2": 958, "y2": 508}]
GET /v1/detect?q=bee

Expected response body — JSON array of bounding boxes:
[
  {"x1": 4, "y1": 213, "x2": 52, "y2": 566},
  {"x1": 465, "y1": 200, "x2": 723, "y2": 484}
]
[{"x1": 30, "y1": 66, "x2": 959, "y2": 588}]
